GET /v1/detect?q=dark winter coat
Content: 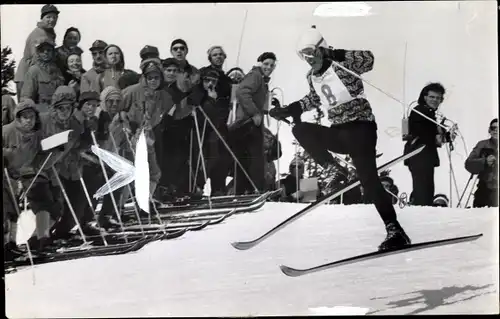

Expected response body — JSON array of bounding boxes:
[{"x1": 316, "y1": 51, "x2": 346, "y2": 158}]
[{"x1": 403, "y1": 103, "x2": 441, "y2": 167}]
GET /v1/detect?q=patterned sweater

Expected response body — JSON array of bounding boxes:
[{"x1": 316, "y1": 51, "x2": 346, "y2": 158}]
[{"x1": 298, "y1": 49, "x2": 375, "y2": 125}]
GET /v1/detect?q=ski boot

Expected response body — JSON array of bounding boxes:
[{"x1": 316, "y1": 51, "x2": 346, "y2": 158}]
[
  {"x1": 378, "y1": 222, "x2": 411, "y2": 251},
  {"x1": 4, "y1": 242, "x2": 26, "y2": 262},
  {"x1": 81, "y1": 223, "x2": 104, "y2": 236}
]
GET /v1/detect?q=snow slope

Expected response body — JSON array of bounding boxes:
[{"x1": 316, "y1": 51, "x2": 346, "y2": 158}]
[{"x1": 6, "y1": 202, "x2": 498, "y2": 317}]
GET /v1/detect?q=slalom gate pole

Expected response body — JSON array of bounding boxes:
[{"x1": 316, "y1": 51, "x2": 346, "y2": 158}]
[
  {"x1": 4, "y1": 167, "x2": 36, "y2": 283},
  {"x1": 90, "y1": 131, "x2": 128, "y2": 241},
  {"x1": 109, "y1": 133, "x2": 145, "y2": 235}
]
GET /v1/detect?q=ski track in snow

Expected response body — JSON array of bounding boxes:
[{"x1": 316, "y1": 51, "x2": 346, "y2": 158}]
[{"x1": 5, "y1": 202, "x2": 499, "y2": 317}]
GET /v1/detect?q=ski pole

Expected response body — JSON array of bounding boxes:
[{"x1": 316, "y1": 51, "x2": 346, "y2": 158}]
[
  {"x1": 192, "y1": 109, "x2": 212, "y2": 210},
  {"x1": 19, "y1": 153, "x2": 53, "y2": 201},
  {"x1": 78, "y1": 173, "x2": 109, "y2": 245},
  {"x1": 196, "y1": 105, "x2": 259, "y2": 194},
  {"x1": 51, "y1": 166, "x2": 88, "y2": 244},
  {"x1": 4, "y1": 167, "x2": 36, "y2": 283},
  {"x1": 457, "y1": 174, "x2": 474, "y2": 208}
]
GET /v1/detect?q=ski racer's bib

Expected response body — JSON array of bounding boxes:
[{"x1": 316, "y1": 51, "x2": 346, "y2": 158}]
[{"x1": 311, "y1": 65, "x2": 365, "y2": 111}]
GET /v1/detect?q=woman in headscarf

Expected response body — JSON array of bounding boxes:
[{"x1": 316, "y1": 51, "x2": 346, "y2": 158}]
[
  {"x1": 90, "y1": 44, "x2": 138, "y2": 93},
  {"x1": 55, "y1": 27, "x2": 84, "y2": 72},
  {"x1": 20, "y1": 38, "x2": 65, "y2": 114}
]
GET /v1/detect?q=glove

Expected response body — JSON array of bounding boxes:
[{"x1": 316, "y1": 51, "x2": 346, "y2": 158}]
[
  {"x1": 269, "y1": 101, "x2": 303, "y2": 122},
  {"x1": 86, "y1": 116, "x2": 99, "y2": 132},
  {"x1": 271, "y1": 97, "x2": 281, "y2": 108}
]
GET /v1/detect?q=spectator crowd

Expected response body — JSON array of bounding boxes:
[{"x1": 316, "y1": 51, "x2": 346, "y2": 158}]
[{"x1": 2, "y1": 5, "x2": 497, "y2": 257}]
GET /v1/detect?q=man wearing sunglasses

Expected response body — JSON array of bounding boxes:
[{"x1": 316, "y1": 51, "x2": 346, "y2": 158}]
[
  {"x1": 269, "y1": 26, "x2": 410, "y2": 251},
  {"x1": 465, "y1": 118, "x2": 498, "y2": 208}
]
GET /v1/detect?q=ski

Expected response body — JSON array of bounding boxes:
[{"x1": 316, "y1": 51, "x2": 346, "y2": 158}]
[
  {"x1": 4, "y1": 234, "x2": 161, "y2": 270},
  {"x1": 231, "y1": 146, "x2": 426, "y2": 251},
  {"x1": 122, "y1": 209, "x2": 236, "y2": 232},
  {"x1": 280, "y1": 233, "x2": 483, "y2": 277}
]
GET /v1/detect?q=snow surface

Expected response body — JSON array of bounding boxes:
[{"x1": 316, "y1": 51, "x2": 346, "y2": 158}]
[{"x1": 5, "y1": 202, "x2": 499, "y2": 317}]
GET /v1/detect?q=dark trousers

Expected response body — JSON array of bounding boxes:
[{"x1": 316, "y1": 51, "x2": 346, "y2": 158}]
[
  {"x1": 159, "y1": 117, "x2": 194, "y2": 194},
  {"x1": 204, "y1": 125, "x2": 232, "y2": 195},
  {"x1": 52, "y1": 176, "x2": 87, "y2": 235},
  {"x1": 407, "y1": 151, "x2": 435, "y2": 206},
  {"x1": 230, "y1": 122, "x2": 265, "y2": 195},
  {"x1": 81, "y1": 164, "x2": 123, "y2": 223},
  {"x1": 473, "y1": 185, "x2": 499, "y2": 208},
  {"x1": 292, "y1": 121, "x2": 397, "y2": 226}
]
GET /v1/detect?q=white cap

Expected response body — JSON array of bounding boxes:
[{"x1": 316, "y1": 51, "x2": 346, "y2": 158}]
[{"x1": 296, "y1": 26, "x2": 328, "y2": 54}]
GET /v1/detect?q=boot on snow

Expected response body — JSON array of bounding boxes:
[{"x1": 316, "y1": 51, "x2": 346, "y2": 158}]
[{"x1": 378, "y1": 222, "x2": 411, "y2": 251}]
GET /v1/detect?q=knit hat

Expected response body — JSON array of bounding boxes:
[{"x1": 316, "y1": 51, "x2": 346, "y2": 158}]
[
  {"x1": 201, "y1": 69, "x2": 219, "y2": 81},
  {"x1": 380, "y1": 175, "x2": 394, "y2": 185},
  {"x1": 139, "y1": 57, "x2": 162, "y2": 71},
  {"x1": 433, "y1": 194, "x2": 449, "y2": 207},
  {"x1": 226, "y1": 67, "x2": 244, "y2": 77},
  {"x1": 170, "y1": 39, "x2": 188, "y2": 51},
  {"x1": 296, "y1": 25, "x2": 328, "y2": 59},
  {"x1": 257, "y1": 52, "x2": 277, "y2": 63},
  {"x1": 16, "y1": 99, "x2": 37, "y2": 118},
  {"x1": 51, "y1": 86, "x2": 76, "y2": 108},
  {"x1": 79, "y1": 91, "x2": 100, "y2": 104},
  {"x1": 140, "y1": 45, "x2": 160, "y2": 61},
  {"x1": 89, "y1": 40, "x2": 108, "y2": 52},
  {"x1": 63, "y1": 27, "x2": 81, "y2": 44},
  {"x1": 35, "y1": 38, "x2": 55, "y2": 50},
  {"x1": 41, "y1": 4, "x2": 59, "y2": 19},
  {"x1": 207, "y1": 45, "x2": 227, "y2": 62},
  {"x1": 162, "y1": 58, "x2": 179, "y2": 68},
  {"x1": 100, "y1": 86, "x2": 122, "y2": 112},
  {"x1": 141, "y1": 61, "x2": 163, "y2": 75}
]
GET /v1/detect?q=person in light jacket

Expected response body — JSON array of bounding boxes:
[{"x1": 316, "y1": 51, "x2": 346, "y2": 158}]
[
  {"x1": 80, "y1": 40, "x2": 108, "y2": 93},
  {"x1": 465, "y1": 118, "x2": 498, "y2": 207},
  {"x1": 20, "y1": 38, "x2": 65, "y2": 114},
  {"x1": 232, "y1": 52, "x2": 277, "y2": 194}
]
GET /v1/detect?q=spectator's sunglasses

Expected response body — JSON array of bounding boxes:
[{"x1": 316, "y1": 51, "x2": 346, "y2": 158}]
[
  {"x1": 91, "y1": 51, "x2": 104, "y2": 56},
  {"x1": 172, "y1": 46, "x2": 186, "y2": 52},
  {"x1": 290, "y1": 164, "x2": 304, "y2": 169},
  {"x1": 490, "y1": 125, "x2": 498, "y2": 131}
]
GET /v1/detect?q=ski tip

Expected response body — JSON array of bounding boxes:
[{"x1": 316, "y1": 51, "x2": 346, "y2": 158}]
[
  {"x1": 231, "y1": 241, "x2": 255, "y2": 250},
  {"x1": 279, "y1": 265, "x2": 303, "y2": 277}
]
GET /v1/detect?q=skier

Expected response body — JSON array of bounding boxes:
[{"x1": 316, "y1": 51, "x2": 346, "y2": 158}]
[{"x1": 269, "y1": 26, "x2": 410, "y2": 251}]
